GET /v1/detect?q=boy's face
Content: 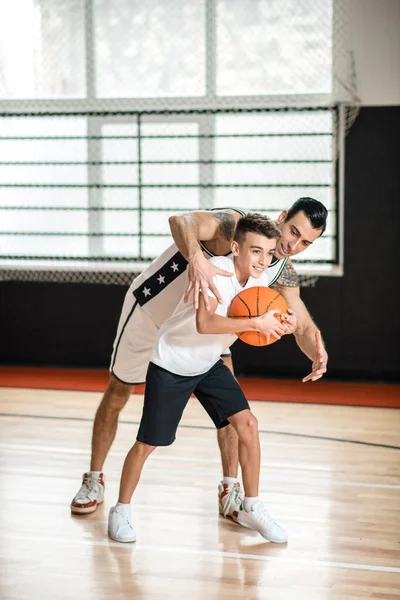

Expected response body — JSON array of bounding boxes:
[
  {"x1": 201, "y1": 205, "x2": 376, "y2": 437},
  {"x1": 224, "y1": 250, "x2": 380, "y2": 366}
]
[
  {"x1": 274, "y1": 209, "x2": 323, "y2": 259},
  {"x1": 231, "y1": 232, "x2": 277, "y2": 279}
]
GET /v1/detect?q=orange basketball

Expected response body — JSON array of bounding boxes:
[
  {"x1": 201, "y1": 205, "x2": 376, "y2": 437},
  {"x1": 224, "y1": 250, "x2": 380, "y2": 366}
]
[{"x1": 228, "y1": 286, "x2": 288, "y2": 346}]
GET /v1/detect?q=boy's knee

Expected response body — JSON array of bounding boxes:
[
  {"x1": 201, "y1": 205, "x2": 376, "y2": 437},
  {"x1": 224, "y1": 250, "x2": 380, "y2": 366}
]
[
  {"x1": 135, "y1": 441, "x2": 157, "y2": 457},
  {"x1": 233, "y1": 411, "x2": 258, "y2": 438}
]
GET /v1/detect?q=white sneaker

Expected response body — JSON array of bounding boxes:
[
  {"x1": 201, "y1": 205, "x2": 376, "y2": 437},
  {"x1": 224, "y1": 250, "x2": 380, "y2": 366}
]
[
  {"x1": 237, "y1": 502, "x2": 288, "y2": 543},
  {"x1": 218, "y1": 481, "x2": 244, "y2": 522},
  {"x1": 108, "y1": 505, "x2": 136, "y2": 543},
  {"x1": 71, "y1": 472, "x2": 105, "y2": 514}
]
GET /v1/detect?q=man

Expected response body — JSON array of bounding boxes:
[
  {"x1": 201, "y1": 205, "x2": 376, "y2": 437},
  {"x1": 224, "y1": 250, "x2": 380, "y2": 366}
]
[
  {"x1": 71, "y1": 198, "x2": 328, "y2": 518},
  {"x1": 108, "y1": 214, "x2": 292, "y2": 543}
]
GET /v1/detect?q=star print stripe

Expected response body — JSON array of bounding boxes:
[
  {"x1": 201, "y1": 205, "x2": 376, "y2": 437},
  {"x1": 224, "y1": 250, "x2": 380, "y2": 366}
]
[{"x1": 133, "y1": 251, "x2": 188, "y2": 306}]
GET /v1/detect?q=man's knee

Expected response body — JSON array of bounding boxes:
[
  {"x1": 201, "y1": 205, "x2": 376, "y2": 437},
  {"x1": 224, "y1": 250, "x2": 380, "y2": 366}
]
[
  {"x1": 217, "y1": 423, "x2": 237, "y2": 442},
  {"x1": 101, "y1": 375, "x2": 132, "y2": 414}
]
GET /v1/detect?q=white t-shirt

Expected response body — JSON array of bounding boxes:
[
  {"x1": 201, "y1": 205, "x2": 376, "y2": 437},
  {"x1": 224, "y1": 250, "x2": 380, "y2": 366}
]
[{"x1": 150, "y1": 256, "x2": 270, "y2": 376}]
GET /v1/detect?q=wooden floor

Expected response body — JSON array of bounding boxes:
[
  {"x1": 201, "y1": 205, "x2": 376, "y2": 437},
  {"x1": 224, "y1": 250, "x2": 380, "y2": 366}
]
[{"x1": 0, "y1": 386, "x2": 399, "y2": 600}]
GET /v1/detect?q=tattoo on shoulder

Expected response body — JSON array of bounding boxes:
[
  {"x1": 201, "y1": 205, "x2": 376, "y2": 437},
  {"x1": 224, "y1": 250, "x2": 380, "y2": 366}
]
[
  {"x1": 212, "y1": 211, "x2": 236, "y2": 241},
  {"x1": 274, "y1": 261, "x2": 299, "y2": 288}
]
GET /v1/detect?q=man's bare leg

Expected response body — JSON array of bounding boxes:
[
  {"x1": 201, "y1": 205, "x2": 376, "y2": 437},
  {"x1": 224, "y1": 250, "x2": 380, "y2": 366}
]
[
  {"x1": 217, "y1": 425, "x2": 240, "y2": 478},
  {"x1": 227, "y1": 410, "x2": 260, "y2": 497},
  {"x1": 71, "y1": 375, "x2": 132, "y2": 514},
  {"x1": 90, "y1": 375, "x2": 132, "y2": 471}
]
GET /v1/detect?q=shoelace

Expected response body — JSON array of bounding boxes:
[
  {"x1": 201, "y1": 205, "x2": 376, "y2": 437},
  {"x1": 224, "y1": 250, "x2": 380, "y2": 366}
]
[
  {"x1": 75, "y1": 475, "x2": 102, "y2": 501},
  {"x1": 115, "y1": 508, "x2": 132, "y2": 528},
  {"x1": 223, "y1": 484, "x2": 243, "y2": 517},
  {"x1": 252, "y1": 503, "x2": 279, "y2": 528}
]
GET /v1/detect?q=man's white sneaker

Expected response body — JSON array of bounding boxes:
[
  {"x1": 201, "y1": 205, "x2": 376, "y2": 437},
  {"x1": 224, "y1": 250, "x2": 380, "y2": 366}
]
[
  {"x1": 108, "y1": 505, "x2": 136, "y2": 543},
  {"x1": 218, "y1": 481, "x2": 244, "y2": 522},
  {"x1": 71, "y1": 472, "x2": 105, "y2": 514},
  {"x1": 237, "y1": 502, "x2": 288, "y2": 543}
]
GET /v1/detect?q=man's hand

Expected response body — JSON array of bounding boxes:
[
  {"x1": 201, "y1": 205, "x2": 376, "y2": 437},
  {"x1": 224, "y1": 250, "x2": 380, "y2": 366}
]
[
  {"x1": 302, "y1": 330, "x2": 328, "y2": 382},
  {"x1": 184, "y1": 252, "x2": 232, "y2": 310}
]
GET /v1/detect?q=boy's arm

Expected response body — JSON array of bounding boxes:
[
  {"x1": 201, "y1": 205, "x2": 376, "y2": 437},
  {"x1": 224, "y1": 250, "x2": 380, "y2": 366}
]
[
  {"x1": 272, "y1": 260, "x2": 328, "y2": 382},
  {"x1": 169, "y1": 210, "x2": 240, "y2": 309},
  {"x1": 196, "y1": 294, "x2": 286, "y2": 339}
]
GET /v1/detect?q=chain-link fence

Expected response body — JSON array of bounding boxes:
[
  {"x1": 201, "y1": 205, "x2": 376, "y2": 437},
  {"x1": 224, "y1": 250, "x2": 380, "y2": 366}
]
[{"x1": 0, "y1": 0, "x2": 359, "y2": 285}]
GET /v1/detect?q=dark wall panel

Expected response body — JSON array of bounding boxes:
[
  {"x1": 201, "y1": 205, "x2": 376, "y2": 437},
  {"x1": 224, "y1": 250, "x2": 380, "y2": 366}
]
[
  {"x1": 1, "y1": 107, "x2": 400, "y2": 380},
  {"x1": 1, "y1": 282, "x2": 126, "y2": 368}
]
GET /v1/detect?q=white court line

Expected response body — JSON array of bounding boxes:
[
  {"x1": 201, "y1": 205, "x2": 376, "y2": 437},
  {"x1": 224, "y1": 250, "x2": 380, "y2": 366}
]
[
  {"x1": 0, "y1": 532, "x2": 399, "y2": 574},
  {"x1": 0, "y1": 464, "x2": 399, "y2": 490}
]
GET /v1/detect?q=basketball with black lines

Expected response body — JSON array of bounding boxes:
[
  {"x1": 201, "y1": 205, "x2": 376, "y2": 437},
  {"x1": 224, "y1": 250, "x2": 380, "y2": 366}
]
[{"x1": 228, "y1": 286, "x2": 288, "y2": 346}]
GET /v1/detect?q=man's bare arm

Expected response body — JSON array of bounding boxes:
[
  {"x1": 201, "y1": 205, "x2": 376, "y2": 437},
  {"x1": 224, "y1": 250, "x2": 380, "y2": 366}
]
[
  {"x1": 272, "y1": 261, "x2": 328, "y2": 382},
  {"x1": 168, "y1": 210, "x2": 239, "y2": 309},
  {"x1": 168, "y1": 210, "x2": 237, "y2": 261}
]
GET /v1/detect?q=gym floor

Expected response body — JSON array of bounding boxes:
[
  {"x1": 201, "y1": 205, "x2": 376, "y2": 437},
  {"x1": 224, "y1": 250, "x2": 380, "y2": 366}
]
[{"x1": 0, "y1": 376, "x2": 399, "y2": 600}]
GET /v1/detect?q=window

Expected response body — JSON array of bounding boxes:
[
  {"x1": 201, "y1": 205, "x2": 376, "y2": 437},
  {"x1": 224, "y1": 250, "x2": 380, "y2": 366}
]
[{"x1": 0, "y1": 0, "x2": 344, "y2": 282}]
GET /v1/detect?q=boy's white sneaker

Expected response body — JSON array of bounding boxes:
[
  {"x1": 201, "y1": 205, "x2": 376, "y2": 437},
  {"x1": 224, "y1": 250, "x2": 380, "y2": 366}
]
[
  {"x1": 218, "y1": 481, "x2": 244, "y2": 522},
  {"x1": 108, "y1": 505, "x2": 136, "y2": 543},
  {"x1": 237, "y1": 502, "x2": 288, "y2": 543},
  {"x1": 71, "y1": 472, "x2": 105, "y2": 514}
]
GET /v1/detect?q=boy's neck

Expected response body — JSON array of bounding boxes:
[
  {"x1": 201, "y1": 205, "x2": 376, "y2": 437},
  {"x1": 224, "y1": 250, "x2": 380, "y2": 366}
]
[{"x1": 233, "y1": 257, "x2": 249, "y2": 287}]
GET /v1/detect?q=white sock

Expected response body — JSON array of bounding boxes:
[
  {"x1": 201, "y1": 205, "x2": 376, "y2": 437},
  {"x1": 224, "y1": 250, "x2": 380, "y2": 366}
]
[
  {"x1": 244, "y1": 496, "x2": 259, "y2": 512},
  {"x1": 88, "y1": 471, "x2": 102, "y2": 478},
  {"x1": 222, "y1": 476, "x2": 239, "y2": 486},
  {"x1": 116, "y1": 502, "x2": 130, "y2": 510}
]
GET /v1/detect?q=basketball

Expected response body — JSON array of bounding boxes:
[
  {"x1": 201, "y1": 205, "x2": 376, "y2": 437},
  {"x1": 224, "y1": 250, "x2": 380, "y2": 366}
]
[{"x1": 228, "y1": 286, "x2": 288, "y2": 346}]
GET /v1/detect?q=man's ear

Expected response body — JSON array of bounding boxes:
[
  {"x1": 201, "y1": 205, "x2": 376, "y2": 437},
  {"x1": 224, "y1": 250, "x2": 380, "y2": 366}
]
[
  {"x1": 231, "y1": 240, "x2": 240, "y2": 256},
  {"x1": 276, "y1": 210, "x2": 288, "y2": 225}
]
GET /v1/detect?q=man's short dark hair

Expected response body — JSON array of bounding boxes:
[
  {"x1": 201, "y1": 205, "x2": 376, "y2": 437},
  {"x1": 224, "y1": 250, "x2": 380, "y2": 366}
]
[
  {"x1": 286, "y1": 197, "x2": 328, "y2": 234},
  {"x1": 234, "y1": 213, "x2": 281, "y2": 243}
]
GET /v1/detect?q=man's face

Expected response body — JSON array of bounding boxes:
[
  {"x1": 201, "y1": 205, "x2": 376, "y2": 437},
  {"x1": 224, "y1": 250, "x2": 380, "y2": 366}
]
[
  {"x1": 274, "y1": 210, "x2": 323, "y2": 260},
  {"x1": 232, "y1": 232, "x2": 277, "y2": 279}
]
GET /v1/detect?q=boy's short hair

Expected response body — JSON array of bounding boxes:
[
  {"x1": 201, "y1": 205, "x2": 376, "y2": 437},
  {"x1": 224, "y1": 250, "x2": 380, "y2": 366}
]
[{"x1": 234, "y1": 212, "x2": 281, "y2": 244}]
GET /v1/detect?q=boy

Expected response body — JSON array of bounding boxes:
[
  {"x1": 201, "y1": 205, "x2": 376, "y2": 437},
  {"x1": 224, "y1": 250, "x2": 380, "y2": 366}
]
[{"x1": 108, "y1": 214, "x2": 295, "y2": 543}]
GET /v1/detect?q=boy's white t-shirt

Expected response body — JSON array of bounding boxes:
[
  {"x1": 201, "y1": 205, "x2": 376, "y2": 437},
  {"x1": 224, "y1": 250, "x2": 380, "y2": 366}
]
[{"x1": 150, "y1": 255, "x2": 270, "y2": 377}]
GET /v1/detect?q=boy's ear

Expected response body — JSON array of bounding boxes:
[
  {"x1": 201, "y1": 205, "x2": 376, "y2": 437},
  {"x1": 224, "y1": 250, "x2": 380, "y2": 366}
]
[{"x1": 231, "y1": 240, "x2": 240, "y2": 256}]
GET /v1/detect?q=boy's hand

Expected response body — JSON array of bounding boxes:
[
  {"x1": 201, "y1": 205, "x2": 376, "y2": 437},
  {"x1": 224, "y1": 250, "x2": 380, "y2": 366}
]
[
  {"x1": 281, "y1": 309, "x2": 297, "y2": 335},
  {"x1": 255, "y1": 309, "x2": 286, "y2": 342}
]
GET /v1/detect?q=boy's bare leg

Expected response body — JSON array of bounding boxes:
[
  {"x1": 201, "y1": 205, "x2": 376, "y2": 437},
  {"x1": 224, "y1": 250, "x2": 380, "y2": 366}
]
[
  {"x1": 108, "y1": 440, "x2": 155, "y2": 543},
  {"x1": 227, "y1": 409, "x2": 287, "y2": 543},
  {"x1": 118, "y1": 441, "x2": 156, "y2": 503},
  {"x1": 90, "y1": 375, "x2": 132, "y2": 471},
  {"x1": 218, "y1": 355, "x2": 240, "y2": 478}
]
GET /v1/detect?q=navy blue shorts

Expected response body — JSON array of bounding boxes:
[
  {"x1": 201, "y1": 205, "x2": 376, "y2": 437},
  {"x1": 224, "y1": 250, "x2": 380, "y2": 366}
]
[{"x1": 137, "y1": 359, "x2": 250, "y2": 446}]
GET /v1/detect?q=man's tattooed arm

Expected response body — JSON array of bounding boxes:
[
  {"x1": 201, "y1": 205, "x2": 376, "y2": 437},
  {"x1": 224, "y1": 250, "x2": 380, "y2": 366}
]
[
  {"x1": 272, "y1": 260, "x2": 300, "y2": 289},
  {"x1": 212, "y1": 211, "x2": 237, "y2": 242}
]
